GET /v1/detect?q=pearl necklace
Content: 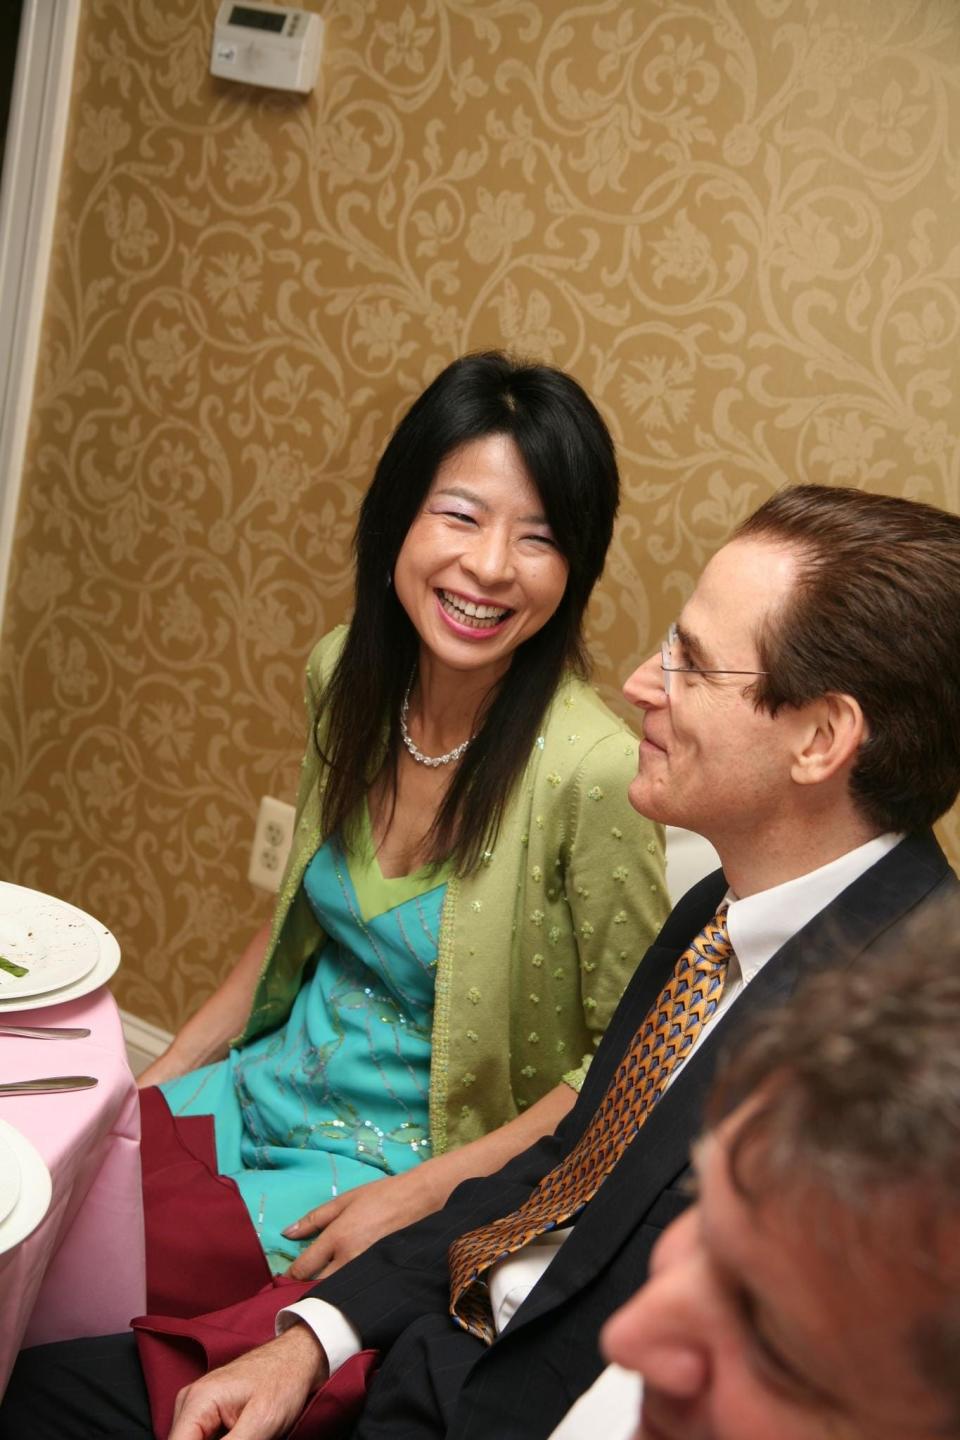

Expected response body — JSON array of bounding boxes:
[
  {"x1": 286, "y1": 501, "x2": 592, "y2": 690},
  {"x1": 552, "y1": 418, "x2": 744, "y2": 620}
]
[{"x1": 400, "y1": 677, "x2": 474, "y2": 768}]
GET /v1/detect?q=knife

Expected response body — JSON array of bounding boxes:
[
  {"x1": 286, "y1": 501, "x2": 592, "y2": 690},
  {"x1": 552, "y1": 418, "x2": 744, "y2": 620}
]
[
  {"x1": 0, "y1": 1075, "x2": 99, "y2": 1095},
  {"x1": 0, "y1": 1025, "x2": 91, "y2": 1040}
]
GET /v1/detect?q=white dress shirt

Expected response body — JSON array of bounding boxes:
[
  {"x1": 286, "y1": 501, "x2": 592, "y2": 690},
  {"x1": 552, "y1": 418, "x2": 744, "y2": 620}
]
[
  {"x1": 547, "y1": 1365, "x2": 643, "y2": 1440},
  {"x1": 279, "y1": 832, "x2": 903, "y2": 1402}
]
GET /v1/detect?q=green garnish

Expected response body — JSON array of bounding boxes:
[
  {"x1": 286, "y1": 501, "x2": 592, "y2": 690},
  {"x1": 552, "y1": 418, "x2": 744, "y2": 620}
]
[{"x1": 0, "y1": 955, "x2": 28, "y2": 978}]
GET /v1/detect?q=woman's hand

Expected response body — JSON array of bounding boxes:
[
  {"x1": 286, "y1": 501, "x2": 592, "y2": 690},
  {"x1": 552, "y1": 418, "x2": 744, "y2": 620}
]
[
  {"x1": 283, "y1": 1165, "x2": 445, "y2": 1280},
  {"x1": 283, "y1": 1083, "x2": 577, "y2": 1281},
  {"x1": 136, "y1": 1048, "x2": 190, "y2": 1089}
]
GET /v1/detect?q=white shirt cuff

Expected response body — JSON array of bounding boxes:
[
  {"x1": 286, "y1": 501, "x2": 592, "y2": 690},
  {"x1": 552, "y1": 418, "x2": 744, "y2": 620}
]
[{"x1": 277, "y1": 1298, "x2": 363, "y2": 1375}]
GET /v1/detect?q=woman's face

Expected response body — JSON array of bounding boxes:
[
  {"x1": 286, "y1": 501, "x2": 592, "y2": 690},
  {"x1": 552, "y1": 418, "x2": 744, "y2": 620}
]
[{"x1": 393, "y1": 434, "x2": 569, "y2": 682}]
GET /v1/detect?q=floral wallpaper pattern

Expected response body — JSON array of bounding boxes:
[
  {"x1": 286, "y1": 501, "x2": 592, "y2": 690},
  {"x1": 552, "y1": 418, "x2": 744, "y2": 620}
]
[{"x1": 1, "y1": 0, "x2": 958, "y2": 1030}]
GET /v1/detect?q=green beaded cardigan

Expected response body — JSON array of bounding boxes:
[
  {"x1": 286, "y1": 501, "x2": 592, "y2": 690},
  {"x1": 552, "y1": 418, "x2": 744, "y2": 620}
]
[{"x1": 240, "y1": 627, "x2": 668, "y2": 1156}]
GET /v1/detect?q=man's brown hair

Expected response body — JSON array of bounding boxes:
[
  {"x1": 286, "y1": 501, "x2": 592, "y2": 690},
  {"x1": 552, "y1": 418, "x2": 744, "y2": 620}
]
[
  {"x1": 736, "y1": 484, "x2": 960, "y2": 832},
  {"x1": 709, "y1": 895, "x2": 960, "y2": 1430}
]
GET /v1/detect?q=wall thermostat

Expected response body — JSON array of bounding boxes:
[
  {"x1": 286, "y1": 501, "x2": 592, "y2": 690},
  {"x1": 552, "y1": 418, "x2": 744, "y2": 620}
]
[{"x1": 210, "y1": 2, "x2": 324, "y2": 93}]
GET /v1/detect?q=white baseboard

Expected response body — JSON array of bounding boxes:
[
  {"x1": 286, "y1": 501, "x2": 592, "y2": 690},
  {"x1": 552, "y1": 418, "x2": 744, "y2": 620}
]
[{"x1": 119, "y1": 1008, "x2": 173, "y2": 1077}]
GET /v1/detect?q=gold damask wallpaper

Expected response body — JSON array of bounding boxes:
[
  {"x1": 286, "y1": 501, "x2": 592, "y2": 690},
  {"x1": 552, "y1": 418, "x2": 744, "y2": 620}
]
[{"x1": 1, "y1": 0, "x2": 958, "y2": 1030}]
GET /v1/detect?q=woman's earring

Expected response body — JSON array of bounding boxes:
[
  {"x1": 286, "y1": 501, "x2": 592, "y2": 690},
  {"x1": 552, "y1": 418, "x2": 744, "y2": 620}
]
[{"x1": 386, "y1": 570, "x2": 393, "y2": 588}]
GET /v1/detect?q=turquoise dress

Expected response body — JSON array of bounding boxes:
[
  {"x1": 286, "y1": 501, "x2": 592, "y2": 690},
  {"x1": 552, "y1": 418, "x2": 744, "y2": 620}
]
[{"x1": 161, "y1": 822, "x2": 448, "y2": 1272}]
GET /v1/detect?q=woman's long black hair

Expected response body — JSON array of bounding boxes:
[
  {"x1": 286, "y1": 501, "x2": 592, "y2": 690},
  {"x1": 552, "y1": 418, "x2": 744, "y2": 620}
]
[{"x1": 317, "y1": 351, "x2": 620, "y2": 873}]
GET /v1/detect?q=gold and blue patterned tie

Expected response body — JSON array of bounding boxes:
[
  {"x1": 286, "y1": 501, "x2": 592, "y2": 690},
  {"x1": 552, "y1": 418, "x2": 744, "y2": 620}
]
[{"x1": 448, "y1": 905, "x2": 733, "y2": 1343}]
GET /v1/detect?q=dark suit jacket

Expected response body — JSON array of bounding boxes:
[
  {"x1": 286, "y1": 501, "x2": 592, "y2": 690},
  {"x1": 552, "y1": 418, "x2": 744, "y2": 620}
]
[{"x1": 316, "y1": 830, "x2": 956, "y2": 1438}]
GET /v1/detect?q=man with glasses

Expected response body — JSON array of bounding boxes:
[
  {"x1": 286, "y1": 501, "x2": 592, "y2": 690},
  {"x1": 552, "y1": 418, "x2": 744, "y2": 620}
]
[{"x1": 5, "y1": 483, "x2": 960, "y2": 1440}]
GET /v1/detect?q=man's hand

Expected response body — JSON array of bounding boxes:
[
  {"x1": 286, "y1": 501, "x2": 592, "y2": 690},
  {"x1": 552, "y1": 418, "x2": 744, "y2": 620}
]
[{"x1": 168, "y1": 1324, "x2": 329, "y2": 1440}]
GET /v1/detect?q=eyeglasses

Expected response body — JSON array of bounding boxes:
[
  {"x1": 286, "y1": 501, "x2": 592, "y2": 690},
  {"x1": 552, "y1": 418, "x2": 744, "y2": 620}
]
[{"x1": 660, "y1": 622, "x2": 769, "y2": 697}]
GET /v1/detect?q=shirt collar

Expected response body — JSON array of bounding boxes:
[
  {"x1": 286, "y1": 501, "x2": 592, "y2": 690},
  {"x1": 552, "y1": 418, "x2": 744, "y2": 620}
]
[{"x1": 724, "y1": 832, "x2": 904, "y2": 986}]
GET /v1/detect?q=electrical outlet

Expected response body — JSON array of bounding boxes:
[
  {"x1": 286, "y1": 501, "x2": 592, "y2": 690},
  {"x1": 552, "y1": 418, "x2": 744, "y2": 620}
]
[{"x1": 248, "y1": 795, "x2": 296, "y2": 893}]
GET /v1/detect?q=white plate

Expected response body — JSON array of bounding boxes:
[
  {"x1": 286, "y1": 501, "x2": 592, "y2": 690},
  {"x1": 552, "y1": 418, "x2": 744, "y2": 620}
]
[
  {"x1": 0, "y1": 1117, "x2": 52, "y2": 1255},
  {"x1": 0, "y1": 885, "x2": 121, "y2": 1014},
  {"x1": 0, "y1": 902, "x2": 99, "y2": 999},
  {"x1": 0, "y1": 1128, "x2": 21, "y2": 1225}
]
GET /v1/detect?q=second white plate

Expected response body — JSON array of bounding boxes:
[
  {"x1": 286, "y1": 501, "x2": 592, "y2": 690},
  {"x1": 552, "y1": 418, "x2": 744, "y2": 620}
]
[
  {"x1": 0, "y1": 1128, "x2": 21, "y2": 1225},
  {"x1": 0, "y1": 1117, "x2": 52, "y2": 1256}
]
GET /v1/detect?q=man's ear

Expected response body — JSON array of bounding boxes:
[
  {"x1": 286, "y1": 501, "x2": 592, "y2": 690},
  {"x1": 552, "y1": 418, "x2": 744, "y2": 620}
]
[{"x1": 790, "y1": 693, "x2": 867, "y2": 787}]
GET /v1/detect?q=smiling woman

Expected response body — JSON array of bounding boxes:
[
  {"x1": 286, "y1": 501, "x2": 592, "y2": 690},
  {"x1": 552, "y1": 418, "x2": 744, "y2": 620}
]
[
  {"x1": 396, "y1": 432, "x2": 568, "y2": 663},
  {"x1": 392, "y1": 432, "x2": 569, "y2": 772},
  {"x1": 137, "y1": 352, "x2": 668, "y2": 1316}
]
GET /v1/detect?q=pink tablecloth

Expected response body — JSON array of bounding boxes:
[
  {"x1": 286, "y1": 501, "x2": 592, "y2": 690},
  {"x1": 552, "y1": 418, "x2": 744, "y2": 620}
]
[{"x1": 0, "y1": 986, "x2": 144, "y2": 1394}]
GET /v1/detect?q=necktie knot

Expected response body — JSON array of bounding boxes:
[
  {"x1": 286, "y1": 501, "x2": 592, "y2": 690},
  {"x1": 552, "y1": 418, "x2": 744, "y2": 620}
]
[{"x1": 689, "y1": 903, "x2": 732, "y2": 966}]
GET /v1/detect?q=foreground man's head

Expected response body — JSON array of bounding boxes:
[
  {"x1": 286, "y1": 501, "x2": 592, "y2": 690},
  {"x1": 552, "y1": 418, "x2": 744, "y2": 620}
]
[{"x1": 603, "y1": 898, "x2": 960, "y2": 1440}]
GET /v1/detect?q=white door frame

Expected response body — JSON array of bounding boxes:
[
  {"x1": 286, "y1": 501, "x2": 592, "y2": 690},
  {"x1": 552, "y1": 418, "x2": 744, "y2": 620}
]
[{"x1": 0, "y1": 0, "x2": 80, "y2": 633}]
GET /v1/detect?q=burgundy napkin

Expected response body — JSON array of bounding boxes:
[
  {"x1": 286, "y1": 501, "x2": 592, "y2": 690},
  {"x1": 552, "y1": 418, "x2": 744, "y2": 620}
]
[{"x1": 139, "y1": 1085, "x2": 271, "y2": 1316}]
